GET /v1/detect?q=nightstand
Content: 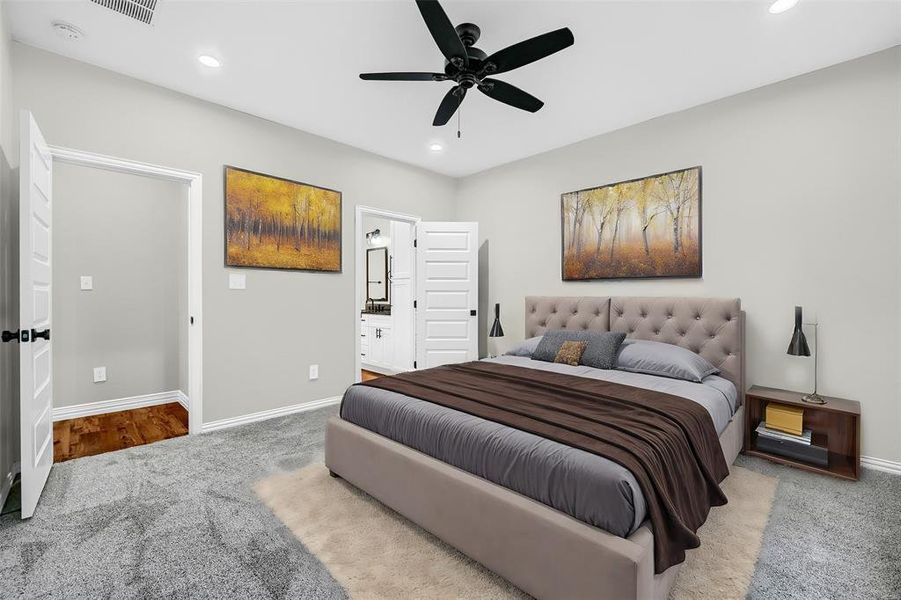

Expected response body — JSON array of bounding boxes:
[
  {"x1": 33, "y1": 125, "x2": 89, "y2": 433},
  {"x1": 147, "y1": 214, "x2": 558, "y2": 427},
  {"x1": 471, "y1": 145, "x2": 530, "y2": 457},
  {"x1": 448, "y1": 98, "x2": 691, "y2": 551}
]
[{"x1": 744, "y1": 385, "x2": 860, "y2": 481}]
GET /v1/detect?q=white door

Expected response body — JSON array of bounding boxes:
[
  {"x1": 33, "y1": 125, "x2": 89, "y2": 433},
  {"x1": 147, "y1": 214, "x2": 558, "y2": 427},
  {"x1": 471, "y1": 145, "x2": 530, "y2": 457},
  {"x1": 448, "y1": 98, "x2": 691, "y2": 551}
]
[
  {"x1": 389, "y1": 220, "x2": 413, "y2": 371},
  {"x1": 19, "y1": 110, "x2": 54, "y2": 519},
  {"x1": 415, "y1": 222, "x2": 479, "y2": 369}
]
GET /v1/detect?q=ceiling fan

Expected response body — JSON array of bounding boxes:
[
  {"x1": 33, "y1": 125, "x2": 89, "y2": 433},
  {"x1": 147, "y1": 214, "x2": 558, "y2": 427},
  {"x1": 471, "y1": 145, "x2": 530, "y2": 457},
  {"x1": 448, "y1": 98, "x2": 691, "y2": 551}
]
[{"x1": 360, "y1": 0, "x2": 574, "y2": 129}]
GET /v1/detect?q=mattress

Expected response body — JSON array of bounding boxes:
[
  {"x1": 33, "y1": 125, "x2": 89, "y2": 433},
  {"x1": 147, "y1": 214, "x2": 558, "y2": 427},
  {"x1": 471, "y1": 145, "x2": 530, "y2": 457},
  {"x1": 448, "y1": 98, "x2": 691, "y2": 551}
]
[{"x1": 339, "y1": 355, "x2": 738, "y2": 537}]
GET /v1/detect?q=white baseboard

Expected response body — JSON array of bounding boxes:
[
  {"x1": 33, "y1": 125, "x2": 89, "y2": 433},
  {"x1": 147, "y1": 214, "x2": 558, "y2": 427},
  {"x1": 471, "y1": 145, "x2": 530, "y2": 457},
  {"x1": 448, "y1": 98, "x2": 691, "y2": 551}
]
[
  {"x1": 861, "y1": 455, "x2": 901, "y2": 475},
  {"x1": 201, "y1": 396, "x2": 341, "y2": 433},
  {"x1": 53, "y1": 390, "x2": 188, "y2": 421},
  {"x1": 176, "y1": 390, "x2": 189, "y2": 412}
]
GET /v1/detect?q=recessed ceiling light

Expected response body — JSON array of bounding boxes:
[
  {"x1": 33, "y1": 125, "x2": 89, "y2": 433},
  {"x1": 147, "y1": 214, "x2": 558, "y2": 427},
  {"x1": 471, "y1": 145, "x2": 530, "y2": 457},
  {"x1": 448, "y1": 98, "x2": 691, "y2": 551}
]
[
  {"x1": 429, "y1": 143, "x2": 444, "y2": 152},
  {"x1": 769, "y1": 0, "x2": 799, "y2": 14},
  {"x1": 197, "y1": 55, "x2": 221, "y2": 68}
]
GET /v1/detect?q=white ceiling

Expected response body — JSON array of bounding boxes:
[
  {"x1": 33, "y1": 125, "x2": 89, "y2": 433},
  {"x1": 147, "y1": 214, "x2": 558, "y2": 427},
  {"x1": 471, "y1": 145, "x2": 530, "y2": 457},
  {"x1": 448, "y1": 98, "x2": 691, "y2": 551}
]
[{"x1": 8, "y1": 1, "x2": 901, "y2": 177}]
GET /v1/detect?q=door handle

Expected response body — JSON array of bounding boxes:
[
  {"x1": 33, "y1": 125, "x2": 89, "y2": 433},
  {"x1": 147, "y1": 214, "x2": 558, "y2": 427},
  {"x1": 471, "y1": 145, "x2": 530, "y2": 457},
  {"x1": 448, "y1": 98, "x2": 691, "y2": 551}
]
[
  {"x1": 31, "y1": 328, "x2": 50, "y2": 341},
  {"x1": 1, "y1": 330, "x2": 19, "y2": 343}
]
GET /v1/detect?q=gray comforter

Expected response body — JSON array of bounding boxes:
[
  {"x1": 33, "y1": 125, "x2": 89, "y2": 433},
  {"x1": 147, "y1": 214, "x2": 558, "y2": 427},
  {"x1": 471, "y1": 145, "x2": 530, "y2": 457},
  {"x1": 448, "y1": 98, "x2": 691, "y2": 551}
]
[{"x1": 340, "y1": 355, "x2": 738, "y2": 537}]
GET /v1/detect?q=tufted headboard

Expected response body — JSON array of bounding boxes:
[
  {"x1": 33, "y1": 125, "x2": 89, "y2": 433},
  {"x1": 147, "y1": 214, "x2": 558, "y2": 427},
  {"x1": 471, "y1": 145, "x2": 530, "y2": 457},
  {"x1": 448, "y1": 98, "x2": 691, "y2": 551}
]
[{"x1": 524, "y1": 296, "x2": 745, "y2": 397}]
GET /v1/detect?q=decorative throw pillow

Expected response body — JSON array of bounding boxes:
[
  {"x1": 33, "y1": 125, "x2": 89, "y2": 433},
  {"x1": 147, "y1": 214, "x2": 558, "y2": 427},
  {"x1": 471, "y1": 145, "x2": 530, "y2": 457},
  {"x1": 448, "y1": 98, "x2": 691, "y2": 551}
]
[
  {"x1": 532, "y1": 330, "x2": 591, "y2": 362},
  {"x1": 554, "y1": 341, "x2": 588, "y2": 366},
  {"x1": 580, "y1": 332, "x2": 627, "y2": 370}
]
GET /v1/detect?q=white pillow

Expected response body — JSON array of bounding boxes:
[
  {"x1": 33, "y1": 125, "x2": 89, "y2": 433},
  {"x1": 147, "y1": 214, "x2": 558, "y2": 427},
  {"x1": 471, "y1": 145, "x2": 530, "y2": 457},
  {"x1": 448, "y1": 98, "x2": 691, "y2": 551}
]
[{"x1": 505, "y1": 336, "x2": 543, "y2": 357}]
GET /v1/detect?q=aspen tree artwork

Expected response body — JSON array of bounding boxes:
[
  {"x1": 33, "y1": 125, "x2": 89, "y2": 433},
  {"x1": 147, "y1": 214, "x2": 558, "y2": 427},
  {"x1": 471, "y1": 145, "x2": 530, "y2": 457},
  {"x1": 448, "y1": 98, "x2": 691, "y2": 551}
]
[
  {"x1": 561, "y1": 167, "x2": 701, "y2": 280},
  {"x1": 225, "y1": 166, "x2": 342, "y2": 271}
]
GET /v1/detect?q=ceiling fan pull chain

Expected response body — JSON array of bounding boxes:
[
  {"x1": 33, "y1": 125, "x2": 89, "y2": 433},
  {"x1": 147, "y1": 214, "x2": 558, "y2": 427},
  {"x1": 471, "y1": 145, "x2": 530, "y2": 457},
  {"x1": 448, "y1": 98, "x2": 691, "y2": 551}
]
[{"x1": 457, "y1": 94, "x2": 462, "y2": 139}]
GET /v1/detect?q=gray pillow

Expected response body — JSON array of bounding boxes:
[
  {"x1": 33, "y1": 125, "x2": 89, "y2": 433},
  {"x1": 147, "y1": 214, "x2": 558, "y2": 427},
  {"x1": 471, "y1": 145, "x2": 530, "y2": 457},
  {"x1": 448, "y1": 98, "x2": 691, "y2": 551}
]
[
  {"x1": 532, "y1": 330, "x2": 591, "y2": 362},
  {"x1": 616, "y1": 339, "x2": 718, "y2": 382},
  {"x1": 580, "y1": 332, "x2": 627, "y2": 370},
  {"x1": 505, "y1": 336, "x2": 544, "y2": 357}
]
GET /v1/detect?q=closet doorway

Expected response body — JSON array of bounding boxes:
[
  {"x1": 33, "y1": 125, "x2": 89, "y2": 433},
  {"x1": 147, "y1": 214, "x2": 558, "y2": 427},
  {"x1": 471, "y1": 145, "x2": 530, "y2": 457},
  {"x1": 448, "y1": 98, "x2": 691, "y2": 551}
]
[
  {"x1": 355, "y1": 206, "x2": 418, "y2": 381},
  {"x1": 15, "y1": 111, "x2": 203, "y2": 519},
  {"x1": 51, "y1": 162, "x2": 189, "y2": 463}
]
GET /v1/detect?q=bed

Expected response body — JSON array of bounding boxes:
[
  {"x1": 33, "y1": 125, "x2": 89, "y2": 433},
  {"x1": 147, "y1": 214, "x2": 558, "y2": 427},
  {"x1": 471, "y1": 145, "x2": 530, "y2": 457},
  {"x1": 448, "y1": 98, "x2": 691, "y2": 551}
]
[{"x1": 326, "y1": 296, "x2": 745, "y2": 600}]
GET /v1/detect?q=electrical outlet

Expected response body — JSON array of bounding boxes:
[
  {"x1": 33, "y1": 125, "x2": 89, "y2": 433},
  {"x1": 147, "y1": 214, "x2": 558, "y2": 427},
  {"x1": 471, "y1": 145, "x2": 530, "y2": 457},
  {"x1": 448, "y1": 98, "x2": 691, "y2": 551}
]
[
  {"x1": 80, "y1": 275, "x2": 93, "y2": 290},
  {"x1": 309, "y1": 364, "x2": 319, "y2": 380},
  {"x1": 93, "y1": 366, "x2": 107, "y2": 383}
]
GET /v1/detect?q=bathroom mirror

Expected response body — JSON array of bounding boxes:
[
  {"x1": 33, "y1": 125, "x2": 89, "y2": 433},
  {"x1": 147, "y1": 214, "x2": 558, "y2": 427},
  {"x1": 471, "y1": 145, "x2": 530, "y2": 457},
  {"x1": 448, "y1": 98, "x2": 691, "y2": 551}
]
[{"x1": 366, "y1": 247, "x2": 389, "y2": 302}]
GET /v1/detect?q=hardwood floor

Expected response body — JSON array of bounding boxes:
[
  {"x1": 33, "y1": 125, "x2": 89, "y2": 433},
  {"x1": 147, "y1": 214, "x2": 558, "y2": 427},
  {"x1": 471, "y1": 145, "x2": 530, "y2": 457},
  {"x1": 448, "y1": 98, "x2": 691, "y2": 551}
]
[
  {"x1": 361, "y1": 370, "x2": 382, "y2": 382},
  {"x1": 53, "y1": 402, "x2": 189, "y2": 462}
]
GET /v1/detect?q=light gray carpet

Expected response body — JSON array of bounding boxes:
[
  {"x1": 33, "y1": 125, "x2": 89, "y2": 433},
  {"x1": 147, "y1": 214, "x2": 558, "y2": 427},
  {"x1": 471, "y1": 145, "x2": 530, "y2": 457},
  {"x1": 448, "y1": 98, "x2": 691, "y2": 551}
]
[
  {"x1": 1, "y1": 406, "x2": 898, "y2": 599},
  {"x1": 737, "y1": 454, "x2": 901, "y2": 599},
  {"x1": 0, "y1": 404, "x2": 346, "y2": 599}
]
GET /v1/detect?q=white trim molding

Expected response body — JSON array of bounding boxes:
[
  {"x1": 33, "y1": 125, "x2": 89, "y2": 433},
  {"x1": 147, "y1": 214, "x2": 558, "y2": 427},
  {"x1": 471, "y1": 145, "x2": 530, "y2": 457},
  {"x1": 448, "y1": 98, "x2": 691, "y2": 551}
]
[
  {"x1": 48, "y1": 145, "x2": 203, "y2": 435},
  {"x1": 52, "y1": 390, "x2": 186, "y2": 422},
  {"x1": 176, "y1": 391, "x2": 190, "y2": 412},
  {"x1": 201, "y1": 396, "x2": 341, "y2": 433},
  {"x1": 861, "y1": 455, "x2": 901, "y2": 476}
]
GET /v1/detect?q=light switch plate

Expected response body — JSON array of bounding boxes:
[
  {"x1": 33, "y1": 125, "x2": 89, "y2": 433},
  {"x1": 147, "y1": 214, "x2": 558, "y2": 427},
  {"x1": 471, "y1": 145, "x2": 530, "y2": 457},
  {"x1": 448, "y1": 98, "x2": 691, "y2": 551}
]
[
  {"x1": 80, "y1": 275, "x2": 93, "y2": 290},
  {"x1": 93, "y1": 366, "x2": 107, "y2": 383},
  {"x1": 228, "y1": 273, "x2": 246, "y2": 290},
  {"x1": 309, "y1": 364, "x2": 319, "y2": 380}
]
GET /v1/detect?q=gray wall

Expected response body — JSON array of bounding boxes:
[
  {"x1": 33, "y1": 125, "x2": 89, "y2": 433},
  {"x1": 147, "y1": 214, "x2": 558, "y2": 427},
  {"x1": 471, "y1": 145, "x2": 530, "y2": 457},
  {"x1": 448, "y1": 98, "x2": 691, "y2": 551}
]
[
  {"x1": 52, "y1": 163, "x2": 186, "y2": 408},
  {"x1": 12, "y1": 43, "x2": 457, "y2": 424},
  {"x1": 0, "y1": 1, "x2": 18, "y2": 502},
  {"x1": 455, "y1": 47, "x2": 901, "y2": 463}
]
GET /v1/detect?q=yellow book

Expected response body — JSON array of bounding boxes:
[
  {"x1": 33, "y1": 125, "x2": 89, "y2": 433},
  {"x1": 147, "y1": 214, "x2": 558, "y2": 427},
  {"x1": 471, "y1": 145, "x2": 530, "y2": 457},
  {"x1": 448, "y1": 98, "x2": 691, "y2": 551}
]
[{"x1": 765, "y1": 402, "x2": 804, "y2": 436}]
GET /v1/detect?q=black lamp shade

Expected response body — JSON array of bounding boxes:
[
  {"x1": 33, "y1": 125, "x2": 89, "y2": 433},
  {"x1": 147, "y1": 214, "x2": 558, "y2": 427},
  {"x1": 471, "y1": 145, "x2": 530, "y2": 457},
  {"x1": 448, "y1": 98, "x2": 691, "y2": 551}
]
[
  {"x1": 786, "y1": 306, "x2": 810, "y2": 356},
  {"x1": 489, "y1": 303, "x2": 504, "y2": 338}
]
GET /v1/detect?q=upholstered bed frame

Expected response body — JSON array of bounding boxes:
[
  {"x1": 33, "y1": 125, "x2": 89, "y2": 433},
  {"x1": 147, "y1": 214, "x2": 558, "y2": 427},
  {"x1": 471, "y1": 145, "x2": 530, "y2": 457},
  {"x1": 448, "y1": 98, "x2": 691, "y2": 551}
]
[{"x1": 326, "y1": 296, "x2": 745, "y2": 600}]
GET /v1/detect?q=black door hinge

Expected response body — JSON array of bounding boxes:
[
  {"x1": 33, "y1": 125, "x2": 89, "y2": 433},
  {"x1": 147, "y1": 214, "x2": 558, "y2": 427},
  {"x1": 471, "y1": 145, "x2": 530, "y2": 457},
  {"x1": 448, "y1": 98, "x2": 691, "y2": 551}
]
[
  {"x1": 1, "y1": 330, "x2": 19, "y2": 343},
  {"x1": 413, "y1": 239, "x2": 417, "y2": 248},
  {"x1": 413, "y1": 300, "x2": 417, "y2": 309},
  {"x1": 413, "y1": 361, "x2": 417, "y2": 369}
]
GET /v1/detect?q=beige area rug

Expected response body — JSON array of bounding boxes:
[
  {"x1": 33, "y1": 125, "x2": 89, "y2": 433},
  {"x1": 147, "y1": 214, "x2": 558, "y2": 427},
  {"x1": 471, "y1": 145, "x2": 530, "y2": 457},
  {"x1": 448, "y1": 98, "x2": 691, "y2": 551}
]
[{"x1": 255, "y1": 464, "x2": 777, "y2": 600}]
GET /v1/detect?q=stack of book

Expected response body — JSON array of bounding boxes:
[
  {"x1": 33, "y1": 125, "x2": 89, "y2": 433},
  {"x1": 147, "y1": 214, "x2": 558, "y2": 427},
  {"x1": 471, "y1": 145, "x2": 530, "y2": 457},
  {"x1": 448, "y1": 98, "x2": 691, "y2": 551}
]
[{"x1": 756, "y1": 402, "x2": 829, "y2": 467}]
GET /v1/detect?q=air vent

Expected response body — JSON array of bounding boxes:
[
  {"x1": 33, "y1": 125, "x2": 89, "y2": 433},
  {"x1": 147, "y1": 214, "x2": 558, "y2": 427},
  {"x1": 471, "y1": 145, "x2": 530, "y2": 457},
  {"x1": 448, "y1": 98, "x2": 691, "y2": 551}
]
[{"x1": 90, "y1": 0, "x2": 158, "y2": 25}]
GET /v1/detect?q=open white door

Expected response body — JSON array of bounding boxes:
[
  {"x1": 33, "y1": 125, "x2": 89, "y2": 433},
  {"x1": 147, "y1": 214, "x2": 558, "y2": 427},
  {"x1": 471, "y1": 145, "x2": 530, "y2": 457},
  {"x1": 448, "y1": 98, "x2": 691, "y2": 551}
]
[
  {"x1": 415, "y1": 222, "x2": 479, "y2": 369},
  {"x1": 19, "y1": 110, "x2": 54, "y2": 519}
]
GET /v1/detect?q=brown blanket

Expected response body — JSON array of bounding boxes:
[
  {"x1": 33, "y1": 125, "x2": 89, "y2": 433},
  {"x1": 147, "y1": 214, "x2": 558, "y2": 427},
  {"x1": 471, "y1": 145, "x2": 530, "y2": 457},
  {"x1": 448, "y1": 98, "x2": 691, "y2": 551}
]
[{"x1": 360, "y1": 361, "x2": 729, "y2": 574}]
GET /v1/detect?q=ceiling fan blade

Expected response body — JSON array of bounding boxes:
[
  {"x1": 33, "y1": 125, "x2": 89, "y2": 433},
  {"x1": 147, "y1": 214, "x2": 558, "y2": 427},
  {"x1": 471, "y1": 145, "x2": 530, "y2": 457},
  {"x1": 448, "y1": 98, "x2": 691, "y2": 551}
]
[
  {"x1": 433, "y1": 86, "x2": 465, "y2": 126},
  {"x1": 416, "y1": 0, "x2": 468, "y2": 67},
  {"x1": 360, "y1": 72, "x2": 444, "y2": 81},
  {"x1": 479, "y1": 79, "x2": 544, "y2": 113},
  {"x1": 484, "y1": 27, "x2": 574, "y2": 75}
]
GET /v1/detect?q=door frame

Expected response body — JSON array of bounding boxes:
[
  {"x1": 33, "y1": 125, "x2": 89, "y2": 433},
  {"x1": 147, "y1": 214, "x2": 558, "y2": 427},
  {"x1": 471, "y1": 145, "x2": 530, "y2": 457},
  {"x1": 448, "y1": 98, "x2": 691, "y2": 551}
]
[
  {"x1": 354, "y1": 205, "x2": 419, "y2": 383},
  {"x1": 47, "y1": 145, "x2": 204, "y2": 435}
]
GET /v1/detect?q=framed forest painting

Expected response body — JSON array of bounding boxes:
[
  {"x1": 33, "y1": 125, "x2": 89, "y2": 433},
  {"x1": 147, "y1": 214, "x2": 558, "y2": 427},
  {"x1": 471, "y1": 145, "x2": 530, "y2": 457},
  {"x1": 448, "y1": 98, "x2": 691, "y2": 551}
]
[
  {"x1": 561, "y1": 166, "x2": 701, "y2": 280},
  {"x1": 225, "y1": 166, "x2": 342, "y2": 272}
]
